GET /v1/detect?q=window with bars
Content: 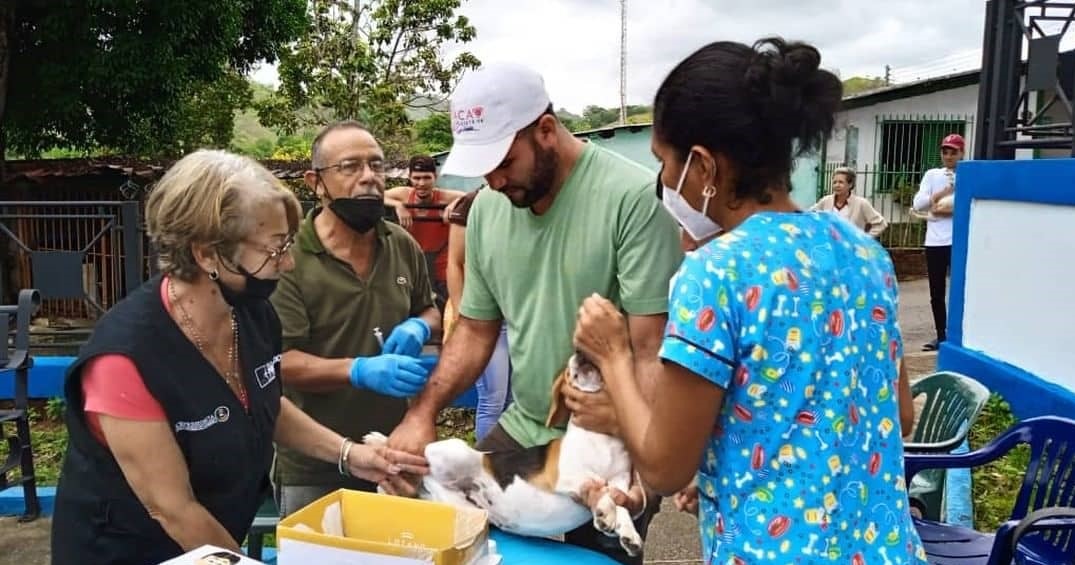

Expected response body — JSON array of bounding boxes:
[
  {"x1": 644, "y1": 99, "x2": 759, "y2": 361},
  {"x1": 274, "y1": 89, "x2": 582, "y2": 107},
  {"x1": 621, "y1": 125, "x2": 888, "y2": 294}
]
[{"x1": 875, "y1": 116, "x2": 969, "y2": 192}]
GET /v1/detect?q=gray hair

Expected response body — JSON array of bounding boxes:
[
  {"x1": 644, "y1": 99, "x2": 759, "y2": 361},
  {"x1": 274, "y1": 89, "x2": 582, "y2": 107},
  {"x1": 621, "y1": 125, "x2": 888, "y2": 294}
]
[
  {"x1": 145, "y1": 149, "x2": 303, "y2": 281},
  {"x1": 310, "y1": 120, "x2": 371, "y2": 169},
  {"x1": 833, "y1": 166, "x2": 856, "y2": 189}
]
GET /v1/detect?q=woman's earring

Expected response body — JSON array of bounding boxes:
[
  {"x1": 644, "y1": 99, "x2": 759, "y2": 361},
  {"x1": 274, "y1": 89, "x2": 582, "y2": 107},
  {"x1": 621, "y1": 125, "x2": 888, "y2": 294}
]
[
  {"x1": 702, "y1": 185, "x2": 717, "y2": 198},
  {"x1": 208, "y1": 269, "x2": 220, "y2": 281}
]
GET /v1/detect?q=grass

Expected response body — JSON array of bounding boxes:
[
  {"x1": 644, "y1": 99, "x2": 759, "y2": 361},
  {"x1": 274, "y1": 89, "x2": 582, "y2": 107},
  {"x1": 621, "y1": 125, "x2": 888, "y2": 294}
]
[
  {"x1": 967, "y1": 393, "x2": 1029, "y2": 532},
  {"x1": 0, "y1": 401, "x2": 68, "y2": 487}
]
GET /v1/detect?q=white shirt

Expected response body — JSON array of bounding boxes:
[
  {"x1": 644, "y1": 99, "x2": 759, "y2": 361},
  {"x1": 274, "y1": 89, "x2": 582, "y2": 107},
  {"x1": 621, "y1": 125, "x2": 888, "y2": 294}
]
[{"x1": 912, "y1": 167, "x2": 955, "y2": 247}]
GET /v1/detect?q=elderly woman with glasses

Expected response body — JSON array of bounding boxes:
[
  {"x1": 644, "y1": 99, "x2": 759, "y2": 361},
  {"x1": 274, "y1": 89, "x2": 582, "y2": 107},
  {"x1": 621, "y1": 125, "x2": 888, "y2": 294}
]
[{"x1": 50, "y1": 149, "x2": 428, "y2": 565}]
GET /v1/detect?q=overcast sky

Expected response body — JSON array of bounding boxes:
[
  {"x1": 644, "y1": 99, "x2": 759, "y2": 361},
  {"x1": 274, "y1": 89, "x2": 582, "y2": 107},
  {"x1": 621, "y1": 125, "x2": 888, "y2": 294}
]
[{"x1": 250, "y1": 0, "x2": 1063, "y2": 114}]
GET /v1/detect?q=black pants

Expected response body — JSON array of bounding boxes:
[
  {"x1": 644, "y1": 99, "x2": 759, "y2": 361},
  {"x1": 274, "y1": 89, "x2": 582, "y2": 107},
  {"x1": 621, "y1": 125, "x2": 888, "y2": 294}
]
[
  {"x1": 925, "y1": 245, "x2": 952, "y2": 342},
  {"x1": 476, "y1": 424, "x2": 660, "y2": 565}
]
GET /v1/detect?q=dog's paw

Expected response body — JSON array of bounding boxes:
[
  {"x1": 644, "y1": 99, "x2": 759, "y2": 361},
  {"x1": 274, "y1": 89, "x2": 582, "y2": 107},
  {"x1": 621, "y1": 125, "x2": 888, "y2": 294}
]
[
  {"x1": 592, "y1": 493, "x2": 618, "y2": 536},
  {"x1": 362, "y1": 431, "x2": 388, "y2": 446},
  {"x1": 619, "y1": 531, "x2": 643, "y2": 557},
  {"x1": 615, "y1": 505, "x2": 643, "y2": 556}
]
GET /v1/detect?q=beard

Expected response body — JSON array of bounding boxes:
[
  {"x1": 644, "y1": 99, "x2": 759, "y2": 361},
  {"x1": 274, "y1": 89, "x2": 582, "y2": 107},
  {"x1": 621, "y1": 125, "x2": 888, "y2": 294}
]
[{"x1": 502, "y1": 141, "x2": 558, "y2": 209}]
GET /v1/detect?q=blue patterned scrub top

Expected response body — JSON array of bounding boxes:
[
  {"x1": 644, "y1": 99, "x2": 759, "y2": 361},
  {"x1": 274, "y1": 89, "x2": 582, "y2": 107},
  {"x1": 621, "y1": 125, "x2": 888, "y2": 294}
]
[{"x1": 658, "y1": 212, "x2": 928, "y2": 565}]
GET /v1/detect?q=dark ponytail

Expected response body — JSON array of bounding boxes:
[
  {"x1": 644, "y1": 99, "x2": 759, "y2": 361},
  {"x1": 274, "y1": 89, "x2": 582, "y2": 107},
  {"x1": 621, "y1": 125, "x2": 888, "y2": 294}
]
[{"x1": 653, "y1": 37, "x2": 843, "y2": 204}]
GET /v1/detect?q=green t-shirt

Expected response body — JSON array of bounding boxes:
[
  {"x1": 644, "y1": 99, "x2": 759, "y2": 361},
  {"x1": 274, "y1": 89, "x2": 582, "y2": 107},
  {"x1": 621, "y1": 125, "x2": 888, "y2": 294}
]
[{"x1": 460, "y1": 143, "x2": 684, "y2": 447}]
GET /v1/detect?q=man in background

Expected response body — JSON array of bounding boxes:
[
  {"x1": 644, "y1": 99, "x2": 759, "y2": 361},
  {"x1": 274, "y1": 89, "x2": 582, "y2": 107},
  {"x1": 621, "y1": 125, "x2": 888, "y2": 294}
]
[
  {"x1": 911, "y1": 133, "x2": 964, "y2": 351},
  {"x1": 385, "y1": 155, "x2": 466, "y2": 311}
]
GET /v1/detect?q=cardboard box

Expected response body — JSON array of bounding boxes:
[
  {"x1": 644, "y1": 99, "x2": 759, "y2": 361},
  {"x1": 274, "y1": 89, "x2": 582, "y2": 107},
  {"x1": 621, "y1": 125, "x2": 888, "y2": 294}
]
[
  {"x1": 276, "y1": 489, "x2": 490, "y2": 565},
  {"x1": 158, "y1": 545, "x2": 266, "y2": 565}
]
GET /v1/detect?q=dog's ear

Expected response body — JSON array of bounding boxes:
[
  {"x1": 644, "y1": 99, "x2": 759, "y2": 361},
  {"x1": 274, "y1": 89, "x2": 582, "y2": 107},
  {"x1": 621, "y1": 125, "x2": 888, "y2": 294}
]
[{"x1": 545, "y1": 368, "x2": 571, "y2": 428}]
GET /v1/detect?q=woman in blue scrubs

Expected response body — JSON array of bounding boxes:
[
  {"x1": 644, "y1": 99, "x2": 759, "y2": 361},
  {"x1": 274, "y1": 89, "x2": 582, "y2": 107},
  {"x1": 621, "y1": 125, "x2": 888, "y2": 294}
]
[{"x1": 573, "y1": 37, "x2": 925, "y2": 565}]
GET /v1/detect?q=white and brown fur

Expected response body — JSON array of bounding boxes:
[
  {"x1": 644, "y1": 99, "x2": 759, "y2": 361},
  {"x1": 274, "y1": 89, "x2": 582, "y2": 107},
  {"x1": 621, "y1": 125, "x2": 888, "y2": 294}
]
[{"x1": 363, "y1": 353, "x2": 643, "y2": 555}]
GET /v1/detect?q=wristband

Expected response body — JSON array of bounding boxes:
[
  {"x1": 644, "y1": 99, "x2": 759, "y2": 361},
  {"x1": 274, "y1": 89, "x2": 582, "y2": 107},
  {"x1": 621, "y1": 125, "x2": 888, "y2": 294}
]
[{"x1": 338, "y1": 437, "x2": 355, "y2": 477}]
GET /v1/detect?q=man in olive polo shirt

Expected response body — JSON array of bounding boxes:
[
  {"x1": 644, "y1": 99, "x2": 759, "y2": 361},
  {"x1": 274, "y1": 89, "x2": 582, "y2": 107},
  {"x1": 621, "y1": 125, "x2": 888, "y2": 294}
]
[{"x1": 269, "y1": 120, "x2": 441, "y2": 516}]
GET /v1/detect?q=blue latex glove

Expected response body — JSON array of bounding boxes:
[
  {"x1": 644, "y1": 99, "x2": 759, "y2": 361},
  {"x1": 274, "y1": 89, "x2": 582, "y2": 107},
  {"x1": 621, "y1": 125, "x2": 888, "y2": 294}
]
[
  {"x1": 418, "y1": 354, "x2": 439, "y2": 372},
  {"x1": 382, "y1": 317, "x2": 431, "y2": 357},
  {"x1": 349, "y1": 354, "x2": 431, "y2": 397}
]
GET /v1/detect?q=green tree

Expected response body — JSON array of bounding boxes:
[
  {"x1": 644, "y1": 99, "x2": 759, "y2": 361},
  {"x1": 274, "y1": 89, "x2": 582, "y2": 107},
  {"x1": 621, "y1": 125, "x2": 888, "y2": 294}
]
[
  {"x1": 1, "y1": 0, "x2": 307, "y2": 159},
  {"x1": 581, "y1": 105, "x2": 620, "y2": 129},
  {"x1": 842, "y1": 76, "x2": 888, "y2": 96},
  {"x1": 412, "y1": 112, "x2": 453, "y2": 155},
  {"x1": 257, "y1": 0, "x2": 480, "y2": 160},
  {"x1": 175, "y1": 69, "x2": 257, "y2": 154}
]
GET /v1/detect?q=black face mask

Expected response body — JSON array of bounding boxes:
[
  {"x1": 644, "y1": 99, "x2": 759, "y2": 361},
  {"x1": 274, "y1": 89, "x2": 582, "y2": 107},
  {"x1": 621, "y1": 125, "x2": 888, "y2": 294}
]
[
  {"x1": 216, "y1": 264, "x2": 279, "y2": 309},
  {"x1": 327, "y1": 196, "x2": 384, "y2": 233}
]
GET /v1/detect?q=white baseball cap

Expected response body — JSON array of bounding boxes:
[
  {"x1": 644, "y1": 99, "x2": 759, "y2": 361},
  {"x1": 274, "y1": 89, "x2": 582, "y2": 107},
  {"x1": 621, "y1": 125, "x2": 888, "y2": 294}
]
[{"x1": 439, "y1": 62, "x2": 552, "y2": 178}]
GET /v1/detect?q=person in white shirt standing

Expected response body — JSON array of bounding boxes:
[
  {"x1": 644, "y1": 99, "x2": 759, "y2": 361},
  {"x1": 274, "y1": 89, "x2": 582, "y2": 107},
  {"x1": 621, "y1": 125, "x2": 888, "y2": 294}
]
[{"x1": 912, "y1": 133, "x2": 964, "y2": 351}]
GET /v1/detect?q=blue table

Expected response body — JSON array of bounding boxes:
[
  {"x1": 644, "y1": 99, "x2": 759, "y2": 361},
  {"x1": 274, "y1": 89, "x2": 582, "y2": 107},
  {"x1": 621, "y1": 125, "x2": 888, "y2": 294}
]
[
  {"x1": 489, "y1": 529, "x2": 620, "y2": 565},
  {"x1": 260, "y1": 528, "x2": 620, "y2": 564}
]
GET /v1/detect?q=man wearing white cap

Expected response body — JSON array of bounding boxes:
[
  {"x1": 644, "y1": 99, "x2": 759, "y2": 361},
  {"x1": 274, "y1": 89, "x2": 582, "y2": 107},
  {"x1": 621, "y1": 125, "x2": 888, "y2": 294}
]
[{"x1": 386, "y1": 61, "x2": 683, "y2": 562}]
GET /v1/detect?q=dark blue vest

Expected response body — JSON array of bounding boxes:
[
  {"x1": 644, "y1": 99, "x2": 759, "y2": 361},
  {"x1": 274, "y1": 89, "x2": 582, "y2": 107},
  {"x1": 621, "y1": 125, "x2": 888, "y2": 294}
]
[{"x1": 50, "y1": 275, "x2": 282, "y2": 565}]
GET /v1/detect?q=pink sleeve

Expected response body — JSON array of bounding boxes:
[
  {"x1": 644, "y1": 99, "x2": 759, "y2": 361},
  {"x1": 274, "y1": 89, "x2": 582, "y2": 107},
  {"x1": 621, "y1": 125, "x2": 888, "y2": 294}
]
[{"x1": 82, "y1": 354, "x2": 167, "y2": 421}]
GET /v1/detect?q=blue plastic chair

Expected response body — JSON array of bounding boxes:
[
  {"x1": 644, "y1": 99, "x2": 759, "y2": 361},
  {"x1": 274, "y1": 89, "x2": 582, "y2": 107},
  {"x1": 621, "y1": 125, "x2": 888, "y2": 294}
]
[{"x1": 904, "y1": 415, "x2": 1075, "y2": 565}]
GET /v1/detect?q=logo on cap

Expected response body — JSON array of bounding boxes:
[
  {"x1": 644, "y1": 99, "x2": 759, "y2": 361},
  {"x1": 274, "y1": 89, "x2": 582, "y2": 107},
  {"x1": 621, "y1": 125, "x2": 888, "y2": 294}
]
[
  {"x1": 452, "y1": 106, "x2": 485, "y2": 133},
  {"x1": 941, "y1": 133, "x2": 965, "y2": 150}
]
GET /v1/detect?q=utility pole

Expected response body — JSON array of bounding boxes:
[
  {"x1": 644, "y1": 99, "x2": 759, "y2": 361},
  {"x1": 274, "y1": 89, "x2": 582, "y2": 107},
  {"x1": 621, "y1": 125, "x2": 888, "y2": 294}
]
[{"x1": 619, "y1": 0, "x2": 627, "y2": 124}]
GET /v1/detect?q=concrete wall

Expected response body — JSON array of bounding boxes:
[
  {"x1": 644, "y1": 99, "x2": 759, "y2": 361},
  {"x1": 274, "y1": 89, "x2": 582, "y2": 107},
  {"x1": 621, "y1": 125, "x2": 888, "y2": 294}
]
[{"x1": 938, "y1": 157, "x2": 1075, "y2": 418}]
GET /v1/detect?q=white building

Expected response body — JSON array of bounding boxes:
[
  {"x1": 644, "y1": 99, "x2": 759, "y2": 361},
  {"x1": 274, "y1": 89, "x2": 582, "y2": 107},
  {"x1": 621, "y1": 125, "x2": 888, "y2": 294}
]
[{"x1": 822, "y1": 50, "x2": 1073, "y2": 242}]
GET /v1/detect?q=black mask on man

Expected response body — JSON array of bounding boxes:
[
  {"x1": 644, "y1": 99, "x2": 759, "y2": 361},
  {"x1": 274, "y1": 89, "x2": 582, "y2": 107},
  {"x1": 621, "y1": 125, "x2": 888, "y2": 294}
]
[{"x1": 327, "y1": 196, "x2": 384, "y2": 233}]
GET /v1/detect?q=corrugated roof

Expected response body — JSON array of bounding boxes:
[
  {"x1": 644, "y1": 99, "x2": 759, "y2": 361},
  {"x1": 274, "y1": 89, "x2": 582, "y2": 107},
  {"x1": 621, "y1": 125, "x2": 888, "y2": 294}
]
[{"x1": 1, "y1": 156, "x2": 410, "y2": 186}]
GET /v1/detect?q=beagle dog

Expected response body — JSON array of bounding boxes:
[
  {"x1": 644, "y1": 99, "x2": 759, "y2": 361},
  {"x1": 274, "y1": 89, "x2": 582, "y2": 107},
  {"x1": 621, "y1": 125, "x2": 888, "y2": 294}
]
[{"x1": 363, "y1": 353, "x2": 643, "y2": 555}]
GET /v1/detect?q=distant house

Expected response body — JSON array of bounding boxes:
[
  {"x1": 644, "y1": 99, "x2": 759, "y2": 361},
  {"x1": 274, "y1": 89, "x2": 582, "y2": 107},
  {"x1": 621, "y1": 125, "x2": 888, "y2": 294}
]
[{"x1": 822, "y1": 49, "x2": 1074, "y2": 241}]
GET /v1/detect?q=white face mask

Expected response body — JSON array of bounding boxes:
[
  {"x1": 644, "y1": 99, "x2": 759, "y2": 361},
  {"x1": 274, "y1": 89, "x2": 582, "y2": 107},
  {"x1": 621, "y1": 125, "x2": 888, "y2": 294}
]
[{"x1": 661, "y1": 151, "x2": 722, "y2": 242}]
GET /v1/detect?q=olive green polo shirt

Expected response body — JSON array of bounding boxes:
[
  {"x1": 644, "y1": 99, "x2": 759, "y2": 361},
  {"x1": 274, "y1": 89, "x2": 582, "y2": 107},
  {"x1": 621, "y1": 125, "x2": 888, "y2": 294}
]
[{"x1": 270, "y1": 207, "x2": 436, "y2": 487}]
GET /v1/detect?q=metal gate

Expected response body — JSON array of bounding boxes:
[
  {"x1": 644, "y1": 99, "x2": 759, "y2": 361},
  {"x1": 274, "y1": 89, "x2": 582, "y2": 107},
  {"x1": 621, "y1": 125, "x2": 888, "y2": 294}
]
[{"x1": 0, "y1": 201, "x2": 145, "y2": 321}]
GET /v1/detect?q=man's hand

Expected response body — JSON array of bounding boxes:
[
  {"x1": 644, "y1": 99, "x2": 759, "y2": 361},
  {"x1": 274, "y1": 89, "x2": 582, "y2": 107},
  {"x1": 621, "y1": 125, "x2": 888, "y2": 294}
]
[
  {"x1": 673, "y1": 484, "x2": 698, "y2": 516},
  {"x1": 383, "y1": 318, "x2": 432, "y2": 357},
  {"x1": 579, "y1": 477, "x2": 646, "y2": 518},
  {"x1": 396, "y1": 205, "x2": 414, "y2": 228},
  {"x1": 349, "y1": 354, "x2": 430, "y2": 397},
  {"x1": 442, "y1": 197, "x2": 461, "y2": 223},
  {"x1": 561, "y1": 382, "x2": 620, "y2": 436},
  {"x1": 932, "y1": 185, "x2": 955, "y2": 203},
  {"x1": 382, "y1": 413, "x2": 439, "y2": 497},
  {"x1": 380, "y1": 472, "x2": 424, "y2": 497}
]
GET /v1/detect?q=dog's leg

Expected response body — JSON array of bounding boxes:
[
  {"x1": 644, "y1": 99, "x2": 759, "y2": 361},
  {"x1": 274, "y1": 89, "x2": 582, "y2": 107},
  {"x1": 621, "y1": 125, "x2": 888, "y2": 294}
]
[
  {"x1": 605, "y1": 475, "x2": 643, "y2": 557},
  {"x1": 613, "y1": 504, "x2": 643, "y2": 557},
  {"x1": 591, "y1": 487, "x2": 618, "y2": 536}
]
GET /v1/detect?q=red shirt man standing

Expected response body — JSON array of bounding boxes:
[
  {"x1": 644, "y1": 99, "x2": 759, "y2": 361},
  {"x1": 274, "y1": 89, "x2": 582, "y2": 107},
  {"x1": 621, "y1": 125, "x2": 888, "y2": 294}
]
[{"x1": 385, "y1": 155, "x2": 466, "y2": 309}]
